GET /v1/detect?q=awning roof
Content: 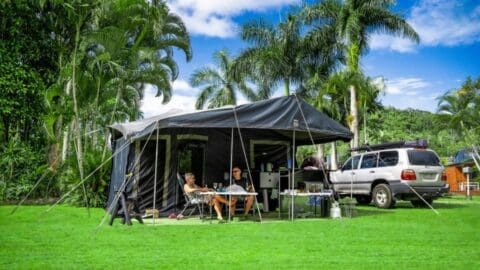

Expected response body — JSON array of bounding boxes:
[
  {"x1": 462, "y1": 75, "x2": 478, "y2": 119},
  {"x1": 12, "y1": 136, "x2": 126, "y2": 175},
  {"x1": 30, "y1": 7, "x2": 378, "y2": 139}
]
[{"x1": 110, "y1": 95, "x2": 352, "y2": 144}]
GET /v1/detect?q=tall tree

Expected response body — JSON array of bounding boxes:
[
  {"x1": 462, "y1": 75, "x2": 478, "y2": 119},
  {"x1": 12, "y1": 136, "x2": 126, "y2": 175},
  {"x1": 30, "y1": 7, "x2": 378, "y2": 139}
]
[
  {"x1": 302, "y1": 0, "x2": 419, "y2": 149},
  {"x1": 437, "y1": 76, "x2": 480, "y2": 141},
  {"x1": 234, "y1": 15, "x2": 306, "y2": 96},
  {"x1": 191, "y1": 50, "x2": 254, "y2": 109},
  {"x1": 311, "y1": 70, "x2": 383, "y2": 166},
  {"x1": 43, "y1": 0, "x2": 191, "y2": 205}
]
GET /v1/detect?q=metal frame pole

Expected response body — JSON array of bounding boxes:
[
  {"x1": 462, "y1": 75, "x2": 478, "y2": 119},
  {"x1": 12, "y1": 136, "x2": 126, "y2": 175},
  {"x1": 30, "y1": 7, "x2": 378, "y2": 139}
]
[
  {"x1": 291, "y1": 119, "x2": 298, "y2": 221},
  {"x1": 228, "y1": 128, "x2": 234, "y2": 222},
  {"x1": 232, "y1": 108, "x2": 263, "y2": 222},
  {"x1": 466, "y1": 170, "x2": 471, "y2": 200},
  {"x1": 153, "y1": 121, "x2": 159, "y2": 224}
]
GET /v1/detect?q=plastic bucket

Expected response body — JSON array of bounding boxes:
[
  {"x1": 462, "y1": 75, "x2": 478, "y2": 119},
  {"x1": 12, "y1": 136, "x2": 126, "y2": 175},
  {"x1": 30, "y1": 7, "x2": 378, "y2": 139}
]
[{"x1": 330, "y1": 205, "x2": 341, "y2": 219}]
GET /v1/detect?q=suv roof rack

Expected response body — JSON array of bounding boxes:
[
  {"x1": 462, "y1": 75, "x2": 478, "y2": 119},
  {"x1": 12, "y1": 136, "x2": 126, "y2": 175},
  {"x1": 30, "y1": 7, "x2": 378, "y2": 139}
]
[{"x1": 351, "y1": 139, "x2": 428, "y2": 152}]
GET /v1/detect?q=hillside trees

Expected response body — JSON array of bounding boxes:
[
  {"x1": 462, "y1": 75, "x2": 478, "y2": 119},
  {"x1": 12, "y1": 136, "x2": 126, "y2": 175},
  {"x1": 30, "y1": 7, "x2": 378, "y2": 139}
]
[{"x1": 437, "y1": 76, "x2": 480, "y2": 148}]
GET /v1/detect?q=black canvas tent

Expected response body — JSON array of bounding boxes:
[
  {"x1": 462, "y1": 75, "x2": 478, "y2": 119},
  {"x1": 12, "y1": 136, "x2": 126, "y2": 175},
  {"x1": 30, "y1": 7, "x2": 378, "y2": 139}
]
[{"x1": 107, "y1": 95, "x2": 352, "y2": 215}]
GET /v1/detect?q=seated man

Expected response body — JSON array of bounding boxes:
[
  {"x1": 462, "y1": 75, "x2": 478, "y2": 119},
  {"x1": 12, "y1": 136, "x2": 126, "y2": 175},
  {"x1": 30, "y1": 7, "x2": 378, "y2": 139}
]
[
  {"x1": 183, "y1": 172, "x2": 231, "y2": 221},
  {"x1": 229, "y1": 166, "x2": 255, "y2": 217}
]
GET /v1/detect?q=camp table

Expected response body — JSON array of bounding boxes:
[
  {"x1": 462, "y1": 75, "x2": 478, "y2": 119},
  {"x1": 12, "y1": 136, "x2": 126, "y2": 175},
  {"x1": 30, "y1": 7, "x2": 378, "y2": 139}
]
[{"x1": 199, "y1": 191, "x2": 258, "y2": 222}]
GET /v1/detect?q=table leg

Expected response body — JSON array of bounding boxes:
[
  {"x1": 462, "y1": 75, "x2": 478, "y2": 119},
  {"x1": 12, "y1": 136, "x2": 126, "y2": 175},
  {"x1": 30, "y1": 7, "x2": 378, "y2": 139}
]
[{"x1": 210, "y1": 204, "x2": 213, "y2": 224}]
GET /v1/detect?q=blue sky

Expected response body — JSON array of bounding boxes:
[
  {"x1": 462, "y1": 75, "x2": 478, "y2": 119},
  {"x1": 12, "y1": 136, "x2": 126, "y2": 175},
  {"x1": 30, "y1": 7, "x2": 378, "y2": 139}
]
[{"x1": 141, "y1": 0, "x2": 480, "y2": 117}]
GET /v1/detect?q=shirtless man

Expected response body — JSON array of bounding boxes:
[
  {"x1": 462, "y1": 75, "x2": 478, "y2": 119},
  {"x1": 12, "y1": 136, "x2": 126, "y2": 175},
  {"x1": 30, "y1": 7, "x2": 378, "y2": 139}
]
[{"x1": 229, "y1": 166, "x2": 255, "y2": 217}]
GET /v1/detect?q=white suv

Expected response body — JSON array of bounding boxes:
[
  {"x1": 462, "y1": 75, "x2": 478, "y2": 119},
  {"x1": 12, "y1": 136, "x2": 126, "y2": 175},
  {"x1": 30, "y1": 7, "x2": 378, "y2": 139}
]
[{"x1": 330, "y1": 140, "x2": 450, "y2": 208}]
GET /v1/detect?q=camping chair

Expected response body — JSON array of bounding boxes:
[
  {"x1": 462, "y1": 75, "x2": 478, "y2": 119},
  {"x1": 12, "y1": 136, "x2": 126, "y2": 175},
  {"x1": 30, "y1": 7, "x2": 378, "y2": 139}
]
[{"x1": 177, "y1": 173, "x2": 209, "y2": 219}]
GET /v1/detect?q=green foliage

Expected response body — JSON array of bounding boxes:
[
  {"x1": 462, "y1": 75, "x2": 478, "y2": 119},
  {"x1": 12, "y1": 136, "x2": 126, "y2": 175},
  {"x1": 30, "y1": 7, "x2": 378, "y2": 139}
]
[
  {"x1": 362, "y1": 107, "x2": 471, "y2": 159},
  {"x1": 0, "y1": 140, "x2": 51, "y2": 201},
  {"x1": 0, "y1": 41, "x2": 46, "y2": 145},
  {"x1": 0, "y1": 0, "x2": 192, "y2": 205},
  {"x1": 59, "y1": 147, "x2": 111, "y2": 207},
  {"x1": 301, "y1": 0, "x2": 419, "y2": 147},
  {"x1": 191, "y1": 50, "x2": 257, "y2": 109},
  {"x1": 235, "y1": 13, "x2": 340, "y2": 98},
  {"x1": 437, "y1": 76, "x2": 480, "y2": 141}
]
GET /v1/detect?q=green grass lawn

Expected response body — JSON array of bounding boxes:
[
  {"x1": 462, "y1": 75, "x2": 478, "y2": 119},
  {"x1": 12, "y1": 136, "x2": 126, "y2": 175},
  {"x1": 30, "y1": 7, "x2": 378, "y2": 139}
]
[{"x1": 1, "y1": 196, "x2": 479, "y2": 269}]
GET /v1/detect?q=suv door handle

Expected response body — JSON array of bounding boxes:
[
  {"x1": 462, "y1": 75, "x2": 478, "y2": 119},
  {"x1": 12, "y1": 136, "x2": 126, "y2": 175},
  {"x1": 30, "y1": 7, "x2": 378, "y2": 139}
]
[
  {"x1": 369, "y1": 171, "x2": 375, "y2": 173},
  {"x1": 350, "y1": 172, "x2": 355, "y2": 175}
]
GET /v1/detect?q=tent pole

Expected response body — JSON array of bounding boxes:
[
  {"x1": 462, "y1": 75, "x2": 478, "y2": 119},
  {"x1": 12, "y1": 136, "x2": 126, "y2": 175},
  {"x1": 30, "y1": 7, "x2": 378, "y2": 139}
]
[
  {"x1": 232, "y1": 107, "x2": 263, "y2": 222},
  {"x1": 153, "y1": 121, "x2": 160, "y2": 224},
  {"x1": 228, "y1": 128, "x2": 234, "y2": 222},
  {"x1": 291, "y1": 120, "x2": 298, "y2": 221}
]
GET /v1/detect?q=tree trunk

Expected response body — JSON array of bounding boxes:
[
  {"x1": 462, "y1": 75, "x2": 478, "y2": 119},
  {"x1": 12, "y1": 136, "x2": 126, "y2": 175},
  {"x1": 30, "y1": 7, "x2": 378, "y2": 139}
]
[
  {"x1": 71, "y1": 22, "x2": 89, "y2": 210},
  {"x1": 316, "y1": 144, "x2": 324, "y2": 166},
  {"x1": 61, "y1": 125, "x2": 70, "y2": 163},
  {"x1": 349, "y1": 85, "x2": 359, "y2": 150},
  {"x1": 330, "y1": 142, "x2": 338, "y2": 170},
  {"x1": 284, "y1": 78, "x2": 290, "y2": 96},
  {"x1": 48, "y1": 115, "x2": 64, "y2": 170},
  {"x1": 363, "y1": 102, "x2": 368, "y2": 145},
  {"x1": 83, "y1": 122, "x2": 89, "y2": 154},
  {"x1": 92, "y1": 78, "x2": 101, "y2": 149}
]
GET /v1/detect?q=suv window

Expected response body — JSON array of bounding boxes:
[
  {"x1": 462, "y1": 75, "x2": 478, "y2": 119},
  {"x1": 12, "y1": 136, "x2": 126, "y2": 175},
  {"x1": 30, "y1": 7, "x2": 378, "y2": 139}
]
[
  {"x1": 342, "y1": 155, "x2": 361, "y2": 170},
  {"x1": 408, "y1": 150, "x2": 441, "y2": 166},
  {"x1": 360, "y1": 153, "x2": 378, "y2": 169},
  {"x1": 454, "y1": 149, "x2": 475, "y2": 164},
  {"x1": 378, "y1": 151, "x2": 399, "y2": 167}
]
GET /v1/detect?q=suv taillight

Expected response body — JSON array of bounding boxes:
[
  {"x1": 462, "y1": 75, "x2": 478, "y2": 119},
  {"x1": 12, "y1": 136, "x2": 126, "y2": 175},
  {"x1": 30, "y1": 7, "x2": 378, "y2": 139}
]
[
  {"x1": 442, "y1": 171, "x2": 447, "y2": 181},
  {"x1": 401, "y1": 169, "x2": 416, "y2": 181}
]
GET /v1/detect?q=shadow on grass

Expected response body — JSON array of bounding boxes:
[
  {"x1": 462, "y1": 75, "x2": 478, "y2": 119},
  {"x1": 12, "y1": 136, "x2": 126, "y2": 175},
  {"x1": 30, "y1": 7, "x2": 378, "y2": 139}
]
[{"x1": 392, "y1": 200, "x2": 469, "y2": 209}]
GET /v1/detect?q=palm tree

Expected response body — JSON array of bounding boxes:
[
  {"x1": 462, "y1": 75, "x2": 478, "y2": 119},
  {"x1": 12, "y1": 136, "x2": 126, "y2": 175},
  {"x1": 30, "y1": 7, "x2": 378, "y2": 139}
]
[
  {"x1": 191, "y1": 50, "x2": 255, "y2": 109},
  {"x1": 302, "y1": 0, "x2": 420, "y2": 149},
  {"x1": 437, "y1": 77, "x2": 480, "y2": 138},
  {"x1": 97, "y1": 0, "x2": 192, "y2": 103},
  {"x1": 41, "y1": 0, "x2": 192, "y2": 206},
  {"x1": 310, "y1": 70, "x2": 383, "y2": 167},
  {"x1": 234, "y1": 15, "x2": 306, "y2": 96}
]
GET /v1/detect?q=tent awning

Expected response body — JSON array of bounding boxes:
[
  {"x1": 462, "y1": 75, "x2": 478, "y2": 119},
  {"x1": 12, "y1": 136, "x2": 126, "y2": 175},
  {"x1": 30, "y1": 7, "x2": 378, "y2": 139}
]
[{"x1": 110, "y1": 95, "x2": 352, "y2": 144}]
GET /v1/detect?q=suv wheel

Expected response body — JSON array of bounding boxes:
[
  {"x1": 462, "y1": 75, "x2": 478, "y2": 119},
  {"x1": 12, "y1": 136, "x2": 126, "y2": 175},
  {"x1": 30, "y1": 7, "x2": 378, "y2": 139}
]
[
  {"x1": 372, "y1": 184, "x2": 395, "y2": 209},
  {"x1": 355, "y1": 195, "x2": 372, "y2": 205},
  {"x1": 411, "y1": 198, "x2": 433, "y2": 208}
]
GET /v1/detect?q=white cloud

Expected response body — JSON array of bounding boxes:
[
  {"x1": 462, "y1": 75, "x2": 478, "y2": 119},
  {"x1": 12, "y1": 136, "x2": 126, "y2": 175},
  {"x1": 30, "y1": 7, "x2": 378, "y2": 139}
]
[
  {"x1": 371, "y1": 0, "x2": 480, "y2": 52},
  {"x1": 141, "y1": 80, "x2": 198, "y2": 118},
  {"x1": 167, "y1": 0, "x2": 299, "y2": 38},
  {"x1": 380, "y1": 77, "x2": 440, "y2": 111},
  {"x1": 384, "y1": 77, "x2": 430, "y2": 95},
  {"x1": 141, "y1": 79, "x2": 251, "y2": 117}
]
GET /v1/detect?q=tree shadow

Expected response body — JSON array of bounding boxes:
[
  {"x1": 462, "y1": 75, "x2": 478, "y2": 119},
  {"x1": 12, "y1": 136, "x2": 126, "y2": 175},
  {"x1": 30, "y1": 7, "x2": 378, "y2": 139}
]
[{"x1": 393, "y1": 200, "x2": 468, "y2": 209}]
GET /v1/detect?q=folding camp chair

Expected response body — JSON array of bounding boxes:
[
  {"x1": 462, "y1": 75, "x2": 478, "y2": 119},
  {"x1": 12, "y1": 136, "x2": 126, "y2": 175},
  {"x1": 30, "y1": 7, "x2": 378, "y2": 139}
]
[{"x1": 177, "y1": 173, "x2": 210, "y2": 219}]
